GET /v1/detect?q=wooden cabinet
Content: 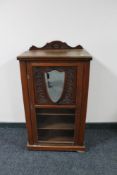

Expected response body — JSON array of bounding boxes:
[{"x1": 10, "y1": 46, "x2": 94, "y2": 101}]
[{"x1": 17, "y1": 41, "x2": 92, "y2": 151}]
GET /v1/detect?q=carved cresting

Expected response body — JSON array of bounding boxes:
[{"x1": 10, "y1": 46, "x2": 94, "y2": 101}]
[
  {"x1": 29, "y1": 41, "x2": 83, "y2": 50},
  {"x1": 33, "y1": 67, "x2": 77, "y2": 105}
]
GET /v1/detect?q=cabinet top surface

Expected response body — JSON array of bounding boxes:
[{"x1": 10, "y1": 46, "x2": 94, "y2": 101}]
[{"x1": 17, "y1": 41, "x2": 92, "y2": 61}]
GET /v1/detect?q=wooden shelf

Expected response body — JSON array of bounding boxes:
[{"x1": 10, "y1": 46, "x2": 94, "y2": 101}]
[
  {"x1": 35, "y1": 105, "x2": 76, "y2": 109},
  {"x1": 39, "y1": 137, "x2": 74, "y2": 145},
  {"x1": 38, "y1": 130, "x2": 74, "y2": 144},
  {"x1": 39, "y1": 136, "x2": 74, "y2": 144},
  {"x1": 37, "y1": 113, "x2": 75, "y2": 131},
  {"x1": 38, "y1": 122, "x2": 74, "y2": 130},
  {"x1": 37, "y1": 113, "x2": 74, "y2": 116}
]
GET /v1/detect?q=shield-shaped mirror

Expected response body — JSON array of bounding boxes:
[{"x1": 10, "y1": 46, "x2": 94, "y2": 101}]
[{"x1": 44, "y1": 70, "x2": 65, "y2": 103}]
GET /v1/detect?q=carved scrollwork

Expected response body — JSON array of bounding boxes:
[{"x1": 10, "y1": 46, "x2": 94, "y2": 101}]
[
  {"x1": 29, "y1": 41, "x2": 83, "y2": 50},
  {"x1": 33, "y1": 66, "x2": 76, "y2": 105}
]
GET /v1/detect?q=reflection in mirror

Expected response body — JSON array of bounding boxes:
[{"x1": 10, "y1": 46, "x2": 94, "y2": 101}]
[{"x1": 45, "y1": 70, "x2": 65, "y2": 103}]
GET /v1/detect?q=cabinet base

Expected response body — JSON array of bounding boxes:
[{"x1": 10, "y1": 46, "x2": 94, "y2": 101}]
[{"x1": 27, "y1": 143, "x2": 86, "y2": 152}]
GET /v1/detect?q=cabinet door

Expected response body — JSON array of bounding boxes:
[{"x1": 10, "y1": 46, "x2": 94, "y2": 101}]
[{"x1": 27, "y1": 63, "x2": 83, "y2": 144}]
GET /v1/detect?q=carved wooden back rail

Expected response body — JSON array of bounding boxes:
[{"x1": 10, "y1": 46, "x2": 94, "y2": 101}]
[{"x1": 29, "y1": 41, "x2": 83, "y2": 50}]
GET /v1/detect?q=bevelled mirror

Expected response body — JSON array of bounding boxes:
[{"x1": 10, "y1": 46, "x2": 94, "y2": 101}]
[{"x1": 44, "y1": 70, "x2": 65, "y2": 103}]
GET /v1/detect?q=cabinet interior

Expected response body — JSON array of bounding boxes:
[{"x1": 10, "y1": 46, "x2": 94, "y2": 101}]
[{"x1": 36, "y1": 108, "x2": 75, "y2": 144}]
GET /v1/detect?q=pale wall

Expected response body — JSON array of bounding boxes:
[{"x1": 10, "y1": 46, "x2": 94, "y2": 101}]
[{"x1": 0, "y1": 0, "x2": 117, "y2": 122}]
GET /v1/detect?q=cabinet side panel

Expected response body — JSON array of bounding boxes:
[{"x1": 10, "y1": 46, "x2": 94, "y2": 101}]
[
  {"x1": 26, "y1": 63, "x2": 38, "y2": 144},
  {"x1": 74, "y1": 63, "x2": 83, "y2": 144},
  {"x1": 77, "y1": 62, "x2": 90, "y2": 146},
  {"x1": 19, "y1": 61, "x2": 34, "y2": 144}
]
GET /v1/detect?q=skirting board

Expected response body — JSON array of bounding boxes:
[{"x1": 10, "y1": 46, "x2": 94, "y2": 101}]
[{"x1": 0, "y1": 122, "x2": 117, "y2": 129}]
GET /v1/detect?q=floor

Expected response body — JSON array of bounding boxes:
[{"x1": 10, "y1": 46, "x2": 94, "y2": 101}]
[{"x1": 0, "y1": 128, "x2": 117, "y2": 175}]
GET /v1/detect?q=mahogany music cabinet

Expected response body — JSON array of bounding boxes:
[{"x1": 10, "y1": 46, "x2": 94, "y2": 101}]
[{"x1": 17, "y1": 41, "x2": 92, "y2": 151}]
